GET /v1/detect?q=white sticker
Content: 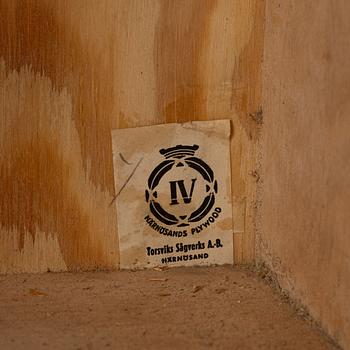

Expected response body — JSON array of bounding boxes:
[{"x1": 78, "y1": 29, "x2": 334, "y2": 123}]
[{"x1": 111, "y1": 120, "x2": 233, "y2": 269}]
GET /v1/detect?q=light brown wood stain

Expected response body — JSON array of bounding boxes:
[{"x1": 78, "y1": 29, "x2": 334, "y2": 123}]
[{"x1": 0, "y1": 1, "x2": 117, "y2": 269}]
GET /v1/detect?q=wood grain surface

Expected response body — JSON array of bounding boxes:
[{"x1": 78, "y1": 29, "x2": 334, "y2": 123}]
[
  {"x1": 0, "y1": 0, "x2": 264, "y2": 273},
  {"x1": 260, "y1": 1, "x2": 350, "y2": 348}
]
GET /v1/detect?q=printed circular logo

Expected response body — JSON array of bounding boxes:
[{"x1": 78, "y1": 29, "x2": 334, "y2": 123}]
[{"x1": 145, "y1": 145, "x2": 218, "y2": 228}]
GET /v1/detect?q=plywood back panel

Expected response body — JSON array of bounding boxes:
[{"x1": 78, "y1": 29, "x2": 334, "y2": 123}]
[{"x1": 0, "y1": 0, "x2": 264, "y2": 273}]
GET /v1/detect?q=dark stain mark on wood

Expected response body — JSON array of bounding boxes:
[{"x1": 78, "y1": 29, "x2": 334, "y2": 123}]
[{"x1": 249, "y1": 108, "x2": 263, "y2": 125}]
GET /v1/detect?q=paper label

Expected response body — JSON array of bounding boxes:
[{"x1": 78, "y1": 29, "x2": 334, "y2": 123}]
[{"x1": 111, "y1": 120, "x2": 233, "y2": 269}]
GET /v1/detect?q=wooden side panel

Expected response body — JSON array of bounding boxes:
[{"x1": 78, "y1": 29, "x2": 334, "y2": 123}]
[
  {"x1": 0, "y1": 0, "x2": 264, "y2": 273},
  {"x1": 260, "y1": 1, "x2": 350, "y2": 348}
]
